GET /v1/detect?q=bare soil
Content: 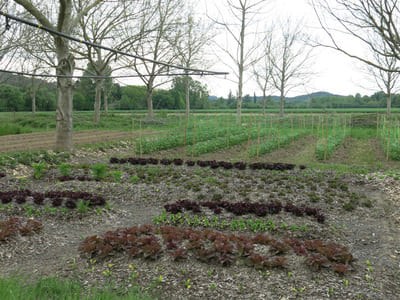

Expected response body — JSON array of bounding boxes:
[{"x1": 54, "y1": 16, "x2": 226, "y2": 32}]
[{"x1": 0, "y1": 130, "x2": 157, "y2": 153}]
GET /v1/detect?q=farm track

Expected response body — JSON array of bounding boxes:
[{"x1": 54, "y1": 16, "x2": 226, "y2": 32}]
[{"x1": 0, "y1": 130, "x2": 158, "y2": 153}]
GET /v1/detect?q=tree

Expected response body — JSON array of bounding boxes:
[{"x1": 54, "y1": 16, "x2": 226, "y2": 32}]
[
  {"x1": 311, "y1": 0, "x2": 400, "y2": 72},
  {"x1": 12, "y1": 0, "x2": 106, "y2": 150},
  {"x1": 211, "y1": 0, "x2": 268, "y2": 123},
  {"x1": 130, "y1": 0, "x2": 182, "y2": 119},
  {"x1": 171, "y1": 76, "x2": 209, "y2": 109},
  {"x1": 0, "y1": 84, "x2": 24, "y2": 111},
  {"x1": 76, "y1": 1, "x2": 146, "y2": 124},
  {"x1": 367, "y1": 44, "x2": 400, "y2": 115},
  {"x1": 175, "y1": 8, "x2": 211, "y2": 120},
  {"x1": 253, "y1": 29, "x2": 273, "y2": 115},
  {"x1": 120, "y1": 85, "x2": 147, "y2": 110},
  {"x1": 268, "y1": 20, "x2": 313, "y2": 116}
]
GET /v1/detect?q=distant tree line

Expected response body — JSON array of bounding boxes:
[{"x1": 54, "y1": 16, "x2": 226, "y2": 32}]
[
  {"x1": 210, "y1": 92, "x2": 400, "y2": 109},
  {"x1": 0, "y1": 74, "x2": 209, "y2": 112},
  {"x1": 1, "y1": 74, "x2": 399, "y2": 112}
]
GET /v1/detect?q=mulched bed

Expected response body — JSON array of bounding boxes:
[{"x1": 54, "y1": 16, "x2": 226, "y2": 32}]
[{"x1": 0, "y1": 157, "x2": 399, "y2": 299}]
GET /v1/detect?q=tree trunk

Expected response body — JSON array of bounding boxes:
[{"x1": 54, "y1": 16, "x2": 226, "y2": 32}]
[
  {"x1": 94, "y1": 79, "x2": 103, "y2": 124},
  {"x1": 31, "y1": 90, "x2": 36, "y2": 115},
  {"x1": 103, "y1": 90, "x2": 109, "y2": 115},
  {"x1": 146, "y1": 77, "x2": 155, "y2": 118},
  {"x1": 185, "y1": 75, "x2": 190, "y2": 121},
  {"x1": 55, "y1": 43, "x2": 75, "y2": 151},
  {"x1": 386, "y1": 93, "x2": 392, "y2": 116},
  {"x1": 30, "y1": 76, "x2": 36, "y2": 115},
  {"x1": 236, "y1": 5, "x2": 245, "y2": 125},
  {"x1": 279, "y1": 89, "x2": 285, "y2": 117},
  {"x1": 146, "y1": 89, "x2": 154, "y2": 119},
  {"x1": 262, "y1": 90, "x2": 266, "y2": 117}
]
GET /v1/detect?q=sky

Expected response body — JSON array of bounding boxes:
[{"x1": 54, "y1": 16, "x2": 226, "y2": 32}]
[{"x1": 195, "y1": 0, "x2": 377, "y2": 98}]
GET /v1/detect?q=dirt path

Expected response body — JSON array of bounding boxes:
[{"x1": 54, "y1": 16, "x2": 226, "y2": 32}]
[
  {"x1": 0, "y1": 130, "x2": 157, "y2": 153},
  {"x1": 327, "y1": 137, "x2": 400, "y2": 169}
]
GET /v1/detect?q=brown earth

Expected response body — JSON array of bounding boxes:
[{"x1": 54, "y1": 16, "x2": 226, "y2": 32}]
[{"x1": 0, "y1": 130, "x2": 157, "y2": 153}]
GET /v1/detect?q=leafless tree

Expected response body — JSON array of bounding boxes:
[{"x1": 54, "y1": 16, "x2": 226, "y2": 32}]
[
  {"x1": 129, "y1": 0, "x2": 182, "y2": 119},
  {"x1": 311, "y1": 0, "x2": 400, "y2": 72},
  {"x1": 76, "y1": 1, "x2": 149, "y2": 124},
  {"x1": 253, "y1": 28, "x2": 273, "y2": 115},
  {"x1": 269, "y1": 20, "x2": 313, "y2": 116},
  {"x1": 312, "y1": 0, "x2": 400, "y2": 115},
  {"x1": 0, "y1": 2, "x2": 28, "y2": 79},
  {"x1": 11, "y1": 0, "x2": 106, "y2": 151},
  {"x1": 211, "y1": 0, "x2": 268, "y2": 123},
  {"x1": 175, "y1": 7, "x2": 212, "y2": 121},
  {"x1": 368, "y1": 43, "x2": 400, "y2": 115}
]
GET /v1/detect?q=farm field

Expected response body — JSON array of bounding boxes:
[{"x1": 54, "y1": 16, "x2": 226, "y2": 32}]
[{"x1": 1, "y1": 111, "x2": 400, "y2": 299}]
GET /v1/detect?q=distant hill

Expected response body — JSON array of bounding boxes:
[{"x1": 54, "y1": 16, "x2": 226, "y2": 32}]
[
  {"x1": 209, "y1": 91, "x2": 344, "y2": 102},
  {"x1": 286, "y1": 91, "x2": 343, "y2": 103},
  {"x1": 0, "y1": 72, "x2": 57, "y2": 90}
]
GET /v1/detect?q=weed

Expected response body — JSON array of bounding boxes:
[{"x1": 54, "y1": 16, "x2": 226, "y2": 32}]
[
  {"x1": 209, "y1": 282, "x2": 217, "y2": 290},
  {"x1": 184, "y1": 278, "x2": 192, "y2": 289},
  {"x1": 91, "y1": 163, "x2": 108, "y2": 181},
  {"x1": 130, "y1": 175, "x2": 140, "y2": 184},
  {"x1": 110, "y1": 170, "x2": 123, "y2": 182},
  {"x1": 32, "y1": 162, "x2": 46, "y2": 179},
  {"x1": 23, "y1": 204, "x2": 40, "y2": 217},
  {"x1": 58, "y1": 163, "x2": 72, "y2": 177},
  {"x1": 77, "y1": 200, "x2": 90, "y2": 214}
]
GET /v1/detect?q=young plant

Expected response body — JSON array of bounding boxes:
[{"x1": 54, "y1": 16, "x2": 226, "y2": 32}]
[
  {"x1": 32, "y1": 162, "x2": 47, "y2": 179},
  {"x1": 76, "y1": 200, "x2": 90, "y2": 214},
  {"x1": 91, "y1": 163, "x2": 108, "y2": 181},
  {"x1": 110, "y1": 170, "x2": 123, "y2": 182},
  {"x1": 58, "y1": 163, "x2": 72, "y2": 177}
]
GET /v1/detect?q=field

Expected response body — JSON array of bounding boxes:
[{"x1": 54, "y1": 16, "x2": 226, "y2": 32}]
[{"x1": 1, "y1": 111, "x2": 400, "y2": 299}]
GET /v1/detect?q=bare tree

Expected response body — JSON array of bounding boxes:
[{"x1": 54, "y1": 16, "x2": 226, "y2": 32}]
[
  {"x1": 311, "y1": 0, "x2": 400, "y2": 72},
  {"x1": 312, "y1": 0, "x2": 400, "y2": 115},
  {"x1": 211, "y1": 0, "x2": 268, "y2": 123},
  {"x1": 0, "y1": 2, "x2": 28, "y2": 78},
  {"x1": 129, "y1": 0, "x2": 182, "y2": 119},
  {"x1": 76, "y1": 1, "x2": 148, "y2": 124},
  {"x1": 175, "y1": 8, "x2": 212, "y2": 121},
  {"x1": 368, "y1": 44, "x2": 400, "y2": 115},
  {"x1": 269, "y1": 20, "x2": 313, "y2": 116},
  {"x1": 11, "y1": 0, "x2": 105, "y2": 151},
  {"x1": 253, "y1": 28, "x2": 273, "y2": 115}
]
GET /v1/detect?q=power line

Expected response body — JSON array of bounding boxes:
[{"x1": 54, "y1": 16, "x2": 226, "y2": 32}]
[
  {"x1": 0, "y1": 11, "x2": 228, "y2": 77},
  {"x1": 0, "y1": 68, "x2": 214, "y2": 79}
]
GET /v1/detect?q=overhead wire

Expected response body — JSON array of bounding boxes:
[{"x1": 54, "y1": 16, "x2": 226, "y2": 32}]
[
  {"x1": 0, "y1": 68, "x2": 214, "y2": 79},
  {"x1": 0, "y1": 11, "x2": 228, "y2": 77}
]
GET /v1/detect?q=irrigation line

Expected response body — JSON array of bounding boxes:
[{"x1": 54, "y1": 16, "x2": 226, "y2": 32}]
[
  {"x1": 0, "y1": 11, "x2": 228, "y2": 77},
  {"x1": 0, "y1": 68, "x2": 217, "y2": 79}
]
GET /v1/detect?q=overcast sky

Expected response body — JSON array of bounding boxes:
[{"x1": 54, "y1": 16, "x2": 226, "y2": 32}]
[{"x1": 197, "y1": 0, "x2": 376, "y2": 98}]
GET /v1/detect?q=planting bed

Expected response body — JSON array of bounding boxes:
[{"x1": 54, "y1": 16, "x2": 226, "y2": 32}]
[{"x1": 0, "y1": 149, "x2": 400, "y2": 299}]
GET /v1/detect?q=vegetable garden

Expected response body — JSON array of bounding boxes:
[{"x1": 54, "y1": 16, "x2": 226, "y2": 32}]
[{"x1": 0, "y1": 111, "x2": 400, "y2": 299}]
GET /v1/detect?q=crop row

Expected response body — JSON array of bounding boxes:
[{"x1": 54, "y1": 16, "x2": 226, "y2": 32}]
[
  {"x1": 110, "y1": 157, "x2": 302, "y2": 171},
  {"x1": 0, "y1": 216, "x2": 43, "y2": 241},
  {"x1": 186, "y1": 127, "x2": 275, "y2": 156},
  {"x1": 315, "y1": 132, "x2": 348, "y2": 160},
  {"x1": 0, "y1": 190, "x2": 106, "y2": 208},
  {"x1": 379, "y1": 127, "x2": 400, "y2": 160},
  {"x1": 248, "y1": 130, "x2": 308, "y2": 157},
  {"x1": 153, "y1": 212, "x2": 309, "y2": 233},
  {"x1": 136, "y1": 125, "x2": 248, "y2": 154},
  {"x1": 79, "y1": 224, "x2": 353, "y2": 274},
  {"x1": 163, "y1": 200, "x2": 325, "y2": 223}
]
